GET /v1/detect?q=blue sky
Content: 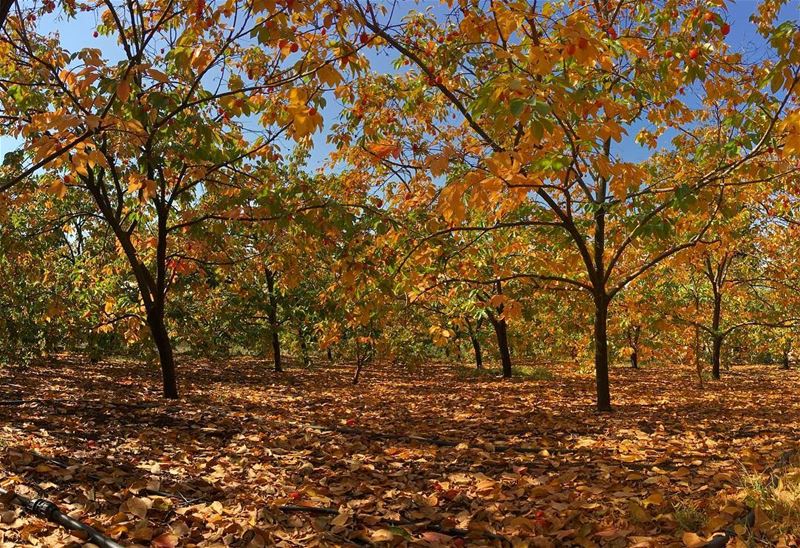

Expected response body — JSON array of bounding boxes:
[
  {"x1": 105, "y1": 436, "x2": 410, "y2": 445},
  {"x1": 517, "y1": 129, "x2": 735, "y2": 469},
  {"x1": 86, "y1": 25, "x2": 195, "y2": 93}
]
[{"x1": 2, "y1": 1, "x2": 798, "y2": 169}]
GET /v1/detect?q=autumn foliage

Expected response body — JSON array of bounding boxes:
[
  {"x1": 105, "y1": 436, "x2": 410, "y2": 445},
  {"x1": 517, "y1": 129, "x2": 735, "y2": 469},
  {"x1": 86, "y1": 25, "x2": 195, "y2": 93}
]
[{"x1": 1, "y1": 0, "x2": 800, "y2": 545}]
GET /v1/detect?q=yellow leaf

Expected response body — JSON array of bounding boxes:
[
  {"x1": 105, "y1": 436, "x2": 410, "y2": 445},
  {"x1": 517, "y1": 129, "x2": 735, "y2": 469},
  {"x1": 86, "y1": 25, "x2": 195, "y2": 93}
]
[
  {"x1": 599, "y1": 120, "x2": 626, "y2": 143},
  {"x1": 147, "y1": 68, "x2": 170, "y2": 83},
  {"x1": 317, "y1": 64, "x2": 343, "y2": 86},
  {"x1": 122, "y1": 497, "x2": 149, "y2": 519},
  {"x1": 291, "y1": 109, "x2": 323, "y2": 138},
  {"x1": 117, "y1": 78, "x2": 131, "y2": 102},
  {"x1": 682, "y1": 532, "x2": 706, "y2": 548},
  {"x1": 619, "y1": 37, "x2": 650, "y2": 59},
  {"x1": 367, "y1": 140, "x2": 400, "y2": 159},
  {"x1": 642, "y1": 492, "x2": 664, "y2": 507},
  {"x1": 251, "y1": 0, "x2": 275, "y2": 12},
  {"x1": 428, "y1": 154, "x2": 449, "y2": 177},
  {"x1": 330, "y1": 512, "x2": 351, "y2": 527},
  {"x1": 141, "y1": 179, "x2": 157, "y2": 202},
  {"x1": 128, "y1": 172, "x2": 145, "y2": 193},
  {"x1": 370, "y1": 529, "x2": 395, "y2": 542},
  {"x1": 47, "y1": 178, "x2": 68, "y2": 199},
  {"x1": 595, "y1": 155, "x2": 613, "y2": 179}
]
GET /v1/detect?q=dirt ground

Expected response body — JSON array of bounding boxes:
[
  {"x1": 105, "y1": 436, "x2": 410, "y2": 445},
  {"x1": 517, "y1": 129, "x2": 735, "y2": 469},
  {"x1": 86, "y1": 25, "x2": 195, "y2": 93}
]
[{"x1": 0, "y1": 355, "x2": 797, "y2": 547}]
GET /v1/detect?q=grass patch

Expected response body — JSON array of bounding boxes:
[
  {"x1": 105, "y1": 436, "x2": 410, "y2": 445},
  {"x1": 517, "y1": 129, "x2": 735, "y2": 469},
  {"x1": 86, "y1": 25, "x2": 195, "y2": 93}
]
[
  {"x1": 673, "y1": 500, "x2": 706, "y2": 533},
  {"x1": 742, "y1": 460, "x2": 800, "y2": 537},
  {"x1": 456, "y1": 365, "x2": 555, "y2": 381},
  {"x1": 516, "y1": 365, "x2": 556, "y2": 380}
]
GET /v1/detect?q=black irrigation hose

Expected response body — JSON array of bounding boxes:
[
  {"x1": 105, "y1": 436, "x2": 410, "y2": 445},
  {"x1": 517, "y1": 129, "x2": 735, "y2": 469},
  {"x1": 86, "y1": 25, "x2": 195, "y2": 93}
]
[
  {"x1": 0, "y1": 486, "x2": 124, "y2": 548},
  {"x1": 703, "y1": 511, "x2": 755, "y2": 548}
]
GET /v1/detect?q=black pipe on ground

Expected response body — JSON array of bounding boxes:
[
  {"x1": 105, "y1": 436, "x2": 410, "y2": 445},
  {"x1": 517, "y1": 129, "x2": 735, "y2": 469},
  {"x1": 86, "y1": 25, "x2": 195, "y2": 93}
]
[{"x1": 0, "y1": 486, "x2": 124, "y2": 548}]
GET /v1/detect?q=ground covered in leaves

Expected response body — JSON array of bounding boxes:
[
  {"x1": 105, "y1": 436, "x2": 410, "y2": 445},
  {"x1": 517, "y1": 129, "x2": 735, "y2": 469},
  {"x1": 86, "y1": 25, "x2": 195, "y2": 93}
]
[{"x1": 0, "y1": 356, "x2": 798, "y2": 547}]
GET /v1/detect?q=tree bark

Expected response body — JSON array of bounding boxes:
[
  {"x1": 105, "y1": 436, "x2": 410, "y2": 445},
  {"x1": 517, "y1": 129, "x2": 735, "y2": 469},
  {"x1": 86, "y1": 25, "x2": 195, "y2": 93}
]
[
  {"x1": 594, "y1": 294, "x2": 612, "y2": 411},
  {"x1": 352, "y1": 338, "x2": 369, "y2": 384},
  {"x1": 592, "y1": 170, "x2": 612, "y2": 411},
  {"x1": 490, "y1": 316, "x2": 512, "y2": 378},
  {"x1": 298, "y1": 326, "x2": 310, "y2": 367},
  {"x1": 146, "y1": 304, "x2": 178, "y2": 399},
  {"x1": 0, "y1": 0, "x2": 13, "y2": 30},
  {"x1": 470, "y1": 334, "x2": 483, "y2": 370},
  {"x1": 627, "y1": 326, "x2": 640, "y2": 369},
  {"x1": 489, "y1": 282, "x2": 512, "y2": 378},
  {"x1": 265, "y1": 268, "x2": 282, "y2": 373},
  {"x1": 711, "y1": 336, "x2": 722, "y2": 380},
  {"x1": 465, "y1": 318, "x2": 483, "y2": 370},
  {"x1": 711, "y1": 291, "x2": 722, "y2": 380},
  {"x1": 782, "y1": 341, "x2": 791, "y2": 370},
  {"x1": 327, "y1": 347, "x2": 333, "y2": 363},
  {"x1": 81, "y1": 139, "x2": 179, "y2": 400}
]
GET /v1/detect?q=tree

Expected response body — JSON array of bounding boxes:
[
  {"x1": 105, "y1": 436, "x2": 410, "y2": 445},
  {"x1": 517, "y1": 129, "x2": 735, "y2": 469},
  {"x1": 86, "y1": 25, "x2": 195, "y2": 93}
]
[
  {"x1": 0, "y1": 0, "x2": 13, "y2": 30},
  {"x1": 340, "y1": 0, "x2": 800, "y2": 410},
  {"x1": 5, "y1": 0, "x2": 352, "y2": 397}
]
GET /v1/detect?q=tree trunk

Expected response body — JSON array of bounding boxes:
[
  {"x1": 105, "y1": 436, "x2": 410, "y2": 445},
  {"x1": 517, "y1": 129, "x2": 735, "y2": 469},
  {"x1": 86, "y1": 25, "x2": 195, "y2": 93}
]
[
  {"x1": 491, "y1": 317, "x2": 512, "y2": 378},
  {"x1": 327, "y1": 347, "x2": 333, "y2": 363},
  {"x1": 298, "y1": 326, "x2": 310, "y2": 367},
  {"x1": 490, "y1": 282, "x2": 512, "y2": 378},
  {"x1": 594, "y1": 294, "x2": 611, "y2": 412},
  {"x1": 82, "y1": 161, "x2": 179, "y2": 399},
  {"x1": 265, "y1": 268, "x2": 282, "y2": 373},
  {"x1": 782, "y1": 341, "x2": 791, "y2": 370},
  {"x1": 710, "y1": 290, "x2": 722, "y2": 379},
  {"x1": 465, "y1": 318, "x2": 483, "y2": 370},
  {"x1": 470, "y1": 334, "x2": 483, "y2": 370},
  {"x1": 711, "y1": 336, "x2": 722, "y2": 380},
  {"x1": 628, "y1": 326, "x2": 640, "y2": 369},
  {"x1": 352, "y1": 359, "x2": 363, "y2": 384},
  {"x1": 146, "y1": 305, "x2": 178, "y2": 399},
  {"x1": 352, "y1": 339, "x2": 368, "y2": 384}
]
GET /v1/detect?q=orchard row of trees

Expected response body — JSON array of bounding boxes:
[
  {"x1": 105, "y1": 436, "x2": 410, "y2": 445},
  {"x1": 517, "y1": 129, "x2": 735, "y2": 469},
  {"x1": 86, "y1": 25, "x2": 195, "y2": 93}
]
[{"x1": 1, "y1": 0, "x2": 800, "y2": 410}]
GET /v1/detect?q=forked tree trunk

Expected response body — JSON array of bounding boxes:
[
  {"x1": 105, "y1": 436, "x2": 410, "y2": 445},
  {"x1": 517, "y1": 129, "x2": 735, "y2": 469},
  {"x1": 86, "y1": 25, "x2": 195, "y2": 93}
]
[
  {"x1": 265, "y1": 268, "x2": 282, "y2": 373},
  {"x1": 82, "y1": 148, "x2": 179, "y2": 399}
]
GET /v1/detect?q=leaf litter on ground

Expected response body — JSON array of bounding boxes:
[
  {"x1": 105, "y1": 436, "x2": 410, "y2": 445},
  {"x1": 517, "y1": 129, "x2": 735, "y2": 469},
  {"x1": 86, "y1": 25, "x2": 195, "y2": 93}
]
[{"x1": 0, "y1": 354, "x2": 798, "y2": 547}]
